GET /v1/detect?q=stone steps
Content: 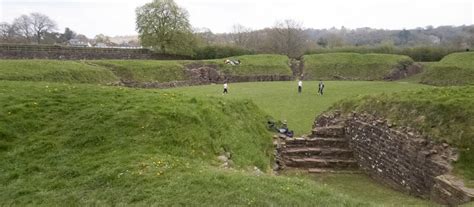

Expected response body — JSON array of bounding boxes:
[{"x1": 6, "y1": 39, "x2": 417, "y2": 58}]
[
  {"x1": 284, "y1": 157, "x2": 358, "y2": 169},
  {"x1": 309, "y1": 125, "x2": 345, "y2": 138},
  {"x1": 307, "y1": 168, "x2": 362, "y2": 174},
  {"x1": 281, "y1": 147, "x2": 353, "y2": 159},
  {"x1": 278, "y1": 124, "x2": 359, "y2": 174},
  {"x1": 284, "y1": 137, "x2": 349, "y2": 148}
]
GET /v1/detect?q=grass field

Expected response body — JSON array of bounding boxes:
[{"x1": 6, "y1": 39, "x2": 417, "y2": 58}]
[
  {"x1": 168, "y1": 81, "x2": 432, "y2": 135},
  {"x1": 420, "y1": 52, "x2": 474, "y2": 86},
  {"x1": 303, "y1": 53, "x2": 413, "y2": 80},
  {"x1": 0, "y1": 80, "x2": 438, "y2": 206}
]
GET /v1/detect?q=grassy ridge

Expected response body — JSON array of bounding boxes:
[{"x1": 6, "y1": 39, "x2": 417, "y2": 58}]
[
  {"x1": 204, "y1": 54, "x2": 292, "y2": 76},
  {"x1": 303, "y1": 53, "x2": 413, "y2": 80},
  {"x1": 89, "y1": 60, "x2": 187, "y2": 82},
  {"x1": 0, "y1": 55, "x2": 292, "y2": 85},
  {"x1": 0, "y1": 80, "x2": 374, "y2": 206},
  {"x1": 420, "y1": 52, "x2": 474, "y2": 86},
  {"x1": 0, "y1": 60, "x2": 118, "y2": 84},
  {"x1": 330, "y1": 86, "x2": 474, "y2": 185}
]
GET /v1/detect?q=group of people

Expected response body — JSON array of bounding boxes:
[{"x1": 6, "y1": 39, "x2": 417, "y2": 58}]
[{"x1": 298, "y1": 80, "x2": 325, "y2": 95}]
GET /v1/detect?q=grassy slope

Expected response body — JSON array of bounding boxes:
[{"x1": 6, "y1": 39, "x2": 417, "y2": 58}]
[
  {"x1": 0, "y1": 55, "x2": 292, "y2": 85},
  {"x1": 169, "y1": 81, "x2": 431, "y2": 136},
  {"x1": 203, "y1": 54, "x2": 292, "y2": 76},
  {"x1": 420, "y1": 52, "x2": 474, "y2": 86},
  {"x1": 0, "y1": 60, "x2": 118, "y2": 84},
  {"x1": 330, "y1": 86, "x2": 474, "y2": 186},
  {"x1": 303, "y1": 53, "x2": 413, "y2": 80},
  {"x1": 0, "y1": 80, "x2": 377, "y2": 206},
  {"x1": 89, "y1": 60, "x2": 187, "y2": 82}
]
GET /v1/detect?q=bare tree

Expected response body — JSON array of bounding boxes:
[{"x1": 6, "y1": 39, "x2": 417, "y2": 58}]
[
  {"x1": 30, "y1": 13, "x2": 57, "y2": 44},
  {"x1": 269, "y1": 19, "x2": 307, "y2": 58},
  {"x1": 231, "y1": 24, "x2": 251, "y2": 47},
  {"x1": 13, "y1": 15, "x2": 33, "y2": 41},
  {"x1": 0, "y1": 23, "x2": 18, "y2": 42}
]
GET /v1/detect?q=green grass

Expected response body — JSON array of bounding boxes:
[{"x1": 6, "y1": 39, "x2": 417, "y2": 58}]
[
  {"x1": 330, "y1": 86, "x2": 474, "y2": 186},
  {"x1": 203, "y1": 54, "x2": 292, "y2": 76},
  {"x1": 89, "y1": 60, "x2": 187, "y2": 82},
  {"x1": 303, "y1": 53, "x2": 413, "y2": 80},
  {"x1": 420, "y1": 52, "x2": 474, "y2": 86},
  {"x1": 0, "y1": 60, "x2": 118, "y2": 84},
  {"x1": 168, "y1": 81, "x2": 431, "y2": 135},
  {"x1": 0, "y1": 80, "x2": 437, "y2": 206},
  {"x1": 0, "y1": 80, "x2": 379, "y2": 206},
  {"x1": 0, "y1": 55, "x2": 292, "y2": 85}
]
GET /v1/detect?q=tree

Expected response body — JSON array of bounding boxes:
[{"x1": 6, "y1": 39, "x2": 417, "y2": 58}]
[
  {"x1": 268, "y1": 19, "x2": 308, "y2": 58},
  {"x1": 94, "y1": 34, "x2": 111, "y2": 44},
  {"x1": 30, "y1": 13, "x2": 57, "y2": 44},
  {"x1": 0, "y1": 22, "x2": 20, "y2": 42},
  {"x1": 316, "y1": 37, "x2": 328, "y2": 48},
  {"x1": 136, "y1": 0, "x2": 195, "y2": 54},
  {"x1": 13, "y1": 15, "x2": 33, "y2": 41},
  {"x1": 60, "y1": 27, "x2": 76, "y2": 42},
  {"x1": 231, "y1": 24, "x2": 251, "y2": 47}
]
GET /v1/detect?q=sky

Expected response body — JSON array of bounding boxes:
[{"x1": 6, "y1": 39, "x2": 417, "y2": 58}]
[{"x1": 1, "y1": 0, "x2": 473, "y2": 38}]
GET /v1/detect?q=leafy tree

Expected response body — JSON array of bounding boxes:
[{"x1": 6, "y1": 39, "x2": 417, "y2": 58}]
[
  {"x1": 60, "y1": 27, "x2": 76, "y2": 42},
  {"x1": 136, "y1": 0, "x2": 195, "y2": 54}
]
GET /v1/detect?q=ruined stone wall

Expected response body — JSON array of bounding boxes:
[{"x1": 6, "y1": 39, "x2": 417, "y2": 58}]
[
  {"x1": 314, "y1": 112, "x2": 472, "y2": 205},
  {"x1": 345, "y1": 115, "x2": 452, "y2": 197}
]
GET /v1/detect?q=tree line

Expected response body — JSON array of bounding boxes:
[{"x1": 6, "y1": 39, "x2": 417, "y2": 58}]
[{"x1": 2, "y1": 0, "x2": 473, "y2": 60}]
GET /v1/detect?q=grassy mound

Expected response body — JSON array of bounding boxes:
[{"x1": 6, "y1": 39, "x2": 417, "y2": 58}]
[
  {"x1": 0, "y1": 55, "x2": 292, "y2": 85},
  {"x1": 204, "y1": 54, "x2": 292, "y2": 76},
  {"x1": 330, "y1": 86, "x2": 474, "y2": 185},
  {"x1": 420, "y1": 52, "x2": 474, "y2": 86},
  {"x1": 89, "y1": 60, "x2": 187, "y2": 83},
  {"x1": 0, "y1": 81, "x2": 372, "y2": 205},
  {"x1": 0, "y1": 60, "x2": 118, "y2": 84},
  {"x1": 303, "y1": 53, "x2": 413, "y2": 80}
]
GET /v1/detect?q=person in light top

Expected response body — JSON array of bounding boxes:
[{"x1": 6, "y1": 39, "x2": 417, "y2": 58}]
[
  {"x1": 298, "y1": 80, "x2": 302, "y2": 94},
  {"x1": 223, "y1": 82, "x2": 228, "y2": 94}
]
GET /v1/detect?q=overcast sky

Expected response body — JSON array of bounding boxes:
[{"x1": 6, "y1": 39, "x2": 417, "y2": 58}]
[{"x1": 1, "y1": 0, "x2": 473, "y2": 37}]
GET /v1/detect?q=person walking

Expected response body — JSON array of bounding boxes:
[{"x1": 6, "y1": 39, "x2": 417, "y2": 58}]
[
  {"x1": 223, "y1": 82, "x2": 229, "y2": 94},
  {"x1": 318, "y1": 81, "x2": 325, "y2": 95},
  {"x1": 298, "y1": 80, "x2": 303, "y2": 94}
]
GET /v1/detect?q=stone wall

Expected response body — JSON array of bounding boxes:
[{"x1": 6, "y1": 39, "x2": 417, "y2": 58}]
[
  {"x1": 0, "y1": 44, "x2": 190, "y2": 60},
  {"x1": 314, "y1": 112, "x2": 473, "y2": 205}
]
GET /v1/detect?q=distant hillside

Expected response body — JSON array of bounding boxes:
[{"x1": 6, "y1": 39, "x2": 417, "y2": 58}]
[
  {"x1": 420, "y1": 52, "x2": 474, "y2": 86},
  {"x1": 302, "y1": 53, "x2": 415, "y2": 80}
]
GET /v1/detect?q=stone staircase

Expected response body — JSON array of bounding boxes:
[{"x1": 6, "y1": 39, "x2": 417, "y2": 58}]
[{"x1": 278, "y1": 125, "x2": 359, "y2": 173}]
